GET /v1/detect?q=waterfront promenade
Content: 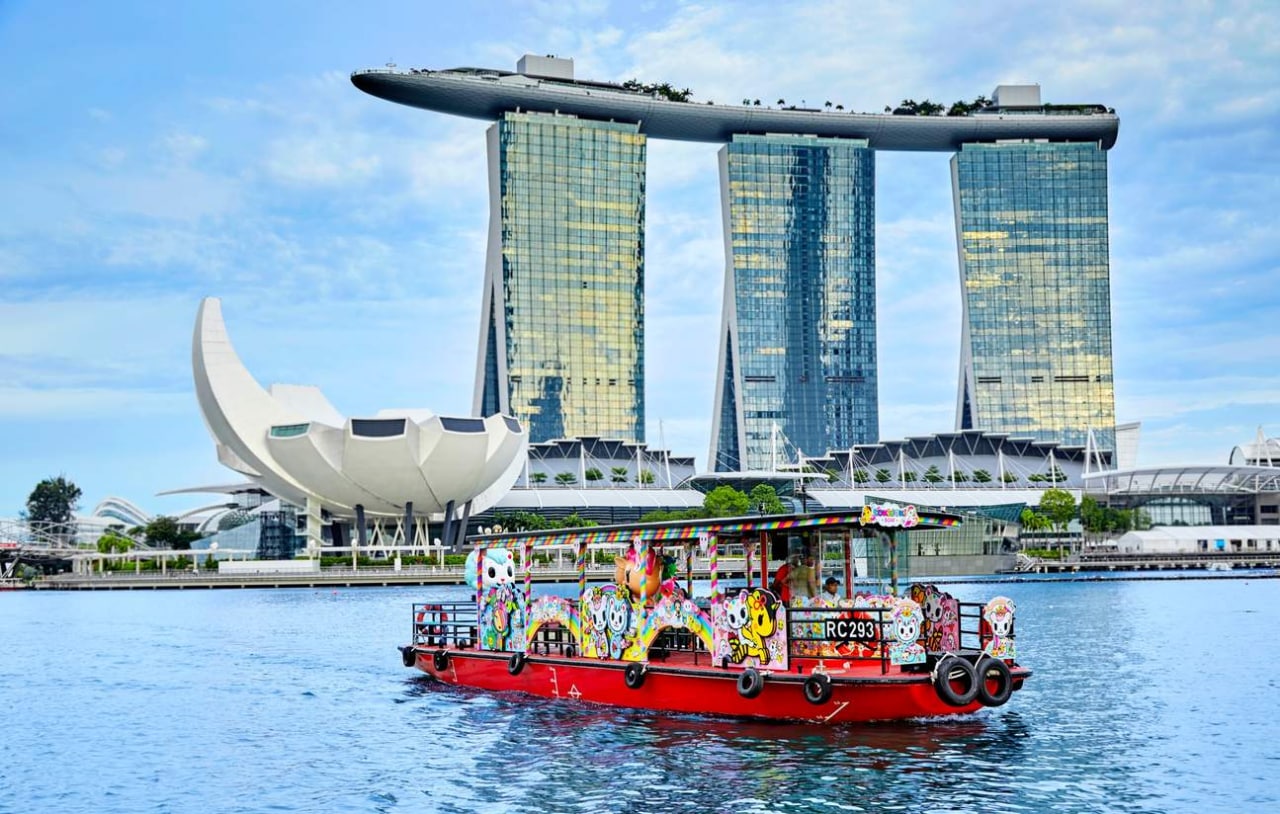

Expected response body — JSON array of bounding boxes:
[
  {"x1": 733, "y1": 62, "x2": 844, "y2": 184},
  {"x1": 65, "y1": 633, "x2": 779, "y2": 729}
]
[
  {"x1": 25, "y1": 553, "x2": 1280, "y2": 590},
  {"x1": 31, "y1": 560, "x2": 751, "y2": 591}
]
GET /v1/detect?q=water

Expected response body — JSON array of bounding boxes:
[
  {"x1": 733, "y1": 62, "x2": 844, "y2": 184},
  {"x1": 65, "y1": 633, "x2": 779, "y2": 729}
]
[{"x1": 2, "y1": 577, "x2": 1277, "y2": 813}]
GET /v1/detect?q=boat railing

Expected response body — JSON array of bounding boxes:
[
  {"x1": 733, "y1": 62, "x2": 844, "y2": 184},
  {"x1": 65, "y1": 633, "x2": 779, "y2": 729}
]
[
  {"x1": 412, "y1": 602, "x2": 479, "y2": 649},
  {"x1": 785, "y1": 605, "x2": 894, "y2": 674},
  {"x1": 955, "y1": 600, "x2": 1016, "y2": 656}
]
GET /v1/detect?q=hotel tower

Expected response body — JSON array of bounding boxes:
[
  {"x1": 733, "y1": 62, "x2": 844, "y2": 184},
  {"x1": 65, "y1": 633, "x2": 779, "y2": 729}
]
[{"x1": 353, "y1": 59, "x2": 1120, "y2": 465}]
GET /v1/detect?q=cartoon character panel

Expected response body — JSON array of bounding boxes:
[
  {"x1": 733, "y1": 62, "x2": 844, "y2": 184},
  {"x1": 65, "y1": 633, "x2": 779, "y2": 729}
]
[
  {"x1": 581, "y1": 585, "x2": 636, "y2": 660},
  {"x1": 888, "y1": 598, "x2": 926, "y2": 666},
  {"x1": 982, "y1": 596, "x2": 1016, "y2": 659},
  {"x1": 910, "y1": 582, "x2": 960, "y2": 653},
  {"x1": 467, "y1": 547, "x2": 527, "y2": 652},
  {"x1": 712, "y1": 588, "x2": 788, "y2": 670}
]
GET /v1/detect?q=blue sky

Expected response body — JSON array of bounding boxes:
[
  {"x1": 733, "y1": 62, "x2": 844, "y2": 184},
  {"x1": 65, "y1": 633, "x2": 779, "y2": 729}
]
[{"x1": 1, "y1": 0, "x2": 1277, "y2": 518}]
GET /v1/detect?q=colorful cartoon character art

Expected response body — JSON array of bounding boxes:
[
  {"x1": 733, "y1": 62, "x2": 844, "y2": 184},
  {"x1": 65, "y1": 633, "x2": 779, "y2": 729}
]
[
  {"x1": 466, "y1": 548, "x2": 526, "y2": 652},
  {"x1": 465, "y1": 548, "x2": 515, "y2": 590},
  {"x1": 982, "y1": 596, "x2": 1016, "y2": 659},
  {"x1": 888, "y1": 598, "x2": 926, "y2": 665},
  {"x1": 724, "y1": 588, "x2": 781, "y2": 665},
  {"x1": 910, "y1": 583, "x2": 960, "y2": 652},
  {"x1": 581, "y1": 585, "x2": 634, "y2": 659},
  {"x1": 614, "y1": 545, "x2": 681, "y2": 603}
]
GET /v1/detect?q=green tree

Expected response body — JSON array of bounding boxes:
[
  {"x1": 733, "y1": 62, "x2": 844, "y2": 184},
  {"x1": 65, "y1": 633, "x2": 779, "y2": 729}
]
[
  {"x1": 610, "y1": 466, "x2": 629, "y2": 483},
  {"x1": 641, "y1": 507, "x2": 705, "y2": 522},
  {"x1": 530, "y1": 472, "x2": 548, "y2": 484},
  {"x1": 1079, "y1": 495, "x2": 1104, "y2": 537},
  {"x1": 26, "y1": 475, "x2": 82, "y2": 543},
  {"x1": 554, "y1": 472, "x2": 577, "y2": 486},
  {"x1": 639, "y1": 469, "x2": 655, "y2": 484},
  {"x1": 556, "y1": 512, "x2": 597, "y2": 529},
  {"x1": 584, "y1": 467, "x2": 603, "y2": 484},
  {"x1": 492, "y1": 511, "x2": 552, "y2": 532},
  {"x1": 902, "y1": 471, "x2": 918, "y2": 483},
  {"x1": 703, "y1": 485, "x2": 751, "y2": 518},
  {"x1": 973, "y1": 469, "x2": 992, "y2": 483},
  {"x1": 875, "y1": 469, "x2": 892, "y2": 483},
  {"x1": 1038, "y1": 488, "x2": 1078, "y2": 553},
  {"x1": 749, "y1": 484, "x2": 787, "y2": 515},
  {"x1": 143, "y1": 516, "x2": 179, "y2": 546},
  {"x1": 852, "y1": 468, "x2": 870, "y2": 484},
  {"x1": 951, "y1": 470, "x2": 969, "y2": 483},
  {"x1": 97, "y1": 529, "x2": 135, "y2": 555},
  {"x1": 923, "y1": 465, "x2": 944, "y2": 483},
  {"x1": 1001, "y1": 471, "x2": 1019, "y2": 484}
]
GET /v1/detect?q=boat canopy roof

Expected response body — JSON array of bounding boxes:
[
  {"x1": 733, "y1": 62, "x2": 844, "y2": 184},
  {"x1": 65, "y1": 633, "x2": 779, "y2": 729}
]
[{"x1": 467, "y1": 506, "x2": 961, "y2": 550}]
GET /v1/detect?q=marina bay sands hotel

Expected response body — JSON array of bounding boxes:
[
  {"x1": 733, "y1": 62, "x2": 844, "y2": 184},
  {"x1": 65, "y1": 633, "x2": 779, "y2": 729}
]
[{"x1": 352, "y1": 55, "x2": 1120, "y2": 472}]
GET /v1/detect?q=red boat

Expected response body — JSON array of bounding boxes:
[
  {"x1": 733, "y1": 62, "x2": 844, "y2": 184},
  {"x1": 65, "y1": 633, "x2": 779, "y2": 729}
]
[{"x1": 400, "y1": 506, "x2": 1030, "y2": 724}]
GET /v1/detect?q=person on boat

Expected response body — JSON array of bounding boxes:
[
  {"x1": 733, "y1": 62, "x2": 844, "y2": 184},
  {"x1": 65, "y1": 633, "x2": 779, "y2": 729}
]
[
  {"x1": 769, "y1": 555, "x2": 794, "y2": 603},
  {"x1": 823, "y1": 576, "x2": 840, "y2": 598},
  {"x1": 790, "y1": 554, "x2": 818, "y2": 601}
]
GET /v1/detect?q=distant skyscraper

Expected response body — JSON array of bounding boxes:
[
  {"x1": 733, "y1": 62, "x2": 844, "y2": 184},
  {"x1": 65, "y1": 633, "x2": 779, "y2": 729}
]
[
  {"x1": 953, "y1": 140, "x2": 1116, "y2": 450},
  {"x1": 476, "y1": 111, "x2": 647, "y2": 443},
  {"x1": 710, "y1": 135, "x2": 878, "y2": 471}
]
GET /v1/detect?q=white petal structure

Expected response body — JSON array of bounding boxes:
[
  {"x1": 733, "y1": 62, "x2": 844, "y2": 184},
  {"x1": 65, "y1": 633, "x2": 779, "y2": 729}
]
[{"x1": 192, "y1": 297, "x2": 527, "y2": 519}]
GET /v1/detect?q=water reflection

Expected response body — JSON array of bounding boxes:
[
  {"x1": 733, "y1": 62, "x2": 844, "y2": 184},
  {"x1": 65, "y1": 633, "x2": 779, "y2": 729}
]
[{"x1": 400, "y1": 675, "x2": 1036, "y2": 812}]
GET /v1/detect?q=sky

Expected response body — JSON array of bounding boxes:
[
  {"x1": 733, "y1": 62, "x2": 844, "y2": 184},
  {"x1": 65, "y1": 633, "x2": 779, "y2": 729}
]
[{"x1": 1, "y1": 0, "x2": 1277, "y2": 519}]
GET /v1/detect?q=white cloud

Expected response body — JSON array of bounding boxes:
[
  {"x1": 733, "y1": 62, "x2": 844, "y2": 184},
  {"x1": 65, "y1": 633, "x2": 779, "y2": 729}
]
[
  {"x1": 162, "y1": 131, "x2": 209, "y2": 163},
  {"x1": 263, "y1": 133, "x2": 382, "y2": 186}
]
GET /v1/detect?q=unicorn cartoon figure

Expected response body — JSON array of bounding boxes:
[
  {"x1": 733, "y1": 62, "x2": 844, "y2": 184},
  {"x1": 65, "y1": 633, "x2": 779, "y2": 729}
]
[
  {"x1": 982, "y1": 596, "x2": 1016, "y2": 659},
  {"x1": 888, "y1": 598, "x2": 926, "y2": 665},
  {"x1": 614, "y1": 543, "x2": 681, "y2": 604}
]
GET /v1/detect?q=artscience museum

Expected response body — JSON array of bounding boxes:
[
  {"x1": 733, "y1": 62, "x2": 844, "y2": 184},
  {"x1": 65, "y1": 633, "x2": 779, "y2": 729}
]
[{"x1": 192, "y1": 297, "x2": 529, "y2": 552}]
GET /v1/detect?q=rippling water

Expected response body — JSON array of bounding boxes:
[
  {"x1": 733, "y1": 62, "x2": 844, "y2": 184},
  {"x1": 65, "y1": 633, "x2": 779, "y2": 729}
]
[{"x1": 2, "y1": 576, "x2": 1276, "y2": 813}]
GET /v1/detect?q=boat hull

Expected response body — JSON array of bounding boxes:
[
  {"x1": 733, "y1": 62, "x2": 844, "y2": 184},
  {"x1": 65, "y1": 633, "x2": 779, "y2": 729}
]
[{"x1": 406, "y1": 647, "x2": 1027, "y2": 724}]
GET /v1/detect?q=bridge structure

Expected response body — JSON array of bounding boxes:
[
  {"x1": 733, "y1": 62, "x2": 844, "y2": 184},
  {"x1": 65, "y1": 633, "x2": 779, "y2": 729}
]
[{"x1": 1018, "y1": 550, "x2": 1280, "y2": 574}]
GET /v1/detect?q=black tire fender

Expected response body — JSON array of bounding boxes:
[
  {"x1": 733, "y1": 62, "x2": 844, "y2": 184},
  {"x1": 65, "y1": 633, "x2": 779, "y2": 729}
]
[
  {"x1": 933, "y1": 655, "x2": 980, "y2": 707},
  {"x1": 803, "y1": 673, "x2": 833, "y2": 705},
  {"x1": 624, "y1": 662, "x2": 646, "y2": 689},
  {"x1": 507, "y1": 651, "x2": 527, "y2": 676},
  {"x1": 975, "y1": 656, "x2": 1014, "y2": 707},
  {"x1": 737, "y1": 667, "x2": 765, "y2": 699},
  {"x1": 432, "y1": 650, "x2": 449, "y2": 672},
  {"x1": 401, "y1": 647, "x2": 416, "y2": 668}
]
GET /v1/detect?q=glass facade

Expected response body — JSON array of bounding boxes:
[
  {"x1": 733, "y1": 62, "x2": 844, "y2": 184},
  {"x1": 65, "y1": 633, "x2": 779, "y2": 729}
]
[
  {"x1": 953, "y1": 142, "x2": 1116, "y2": 451},
  {"x1": 711, "y1": 135, "x2": 878, "y2": 471},
  {"x1": 477, "y1": 112, "x2": 646, "y2": 443}
]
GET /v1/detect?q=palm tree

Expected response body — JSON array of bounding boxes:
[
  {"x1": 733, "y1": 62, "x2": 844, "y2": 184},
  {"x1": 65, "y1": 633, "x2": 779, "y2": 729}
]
[
  {"x1": 973, "y1": 469, "x2": 993, "y2": 483},
  {"x1": 530, "y1": 472, "x2": 547, "y2": 485},
  {"x1": 923, "y1": 465, "x2": 944, "y2": 484},
  {"x1": 584, "y1": 467, "x2": 603, "y2": 484},
  {"x1": 610, "y1": 466, "x2": 628, "y2": 483},
  {"x1": 554, "y1": 472, "x2": 577, "y2": 486}
]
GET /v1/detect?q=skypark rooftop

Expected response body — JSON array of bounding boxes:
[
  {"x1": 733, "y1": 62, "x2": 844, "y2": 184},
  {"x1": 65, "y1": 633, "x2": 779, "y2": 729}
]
[{"x1": 351, "y1": 61, "x2": 1119, "y2": 151}]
